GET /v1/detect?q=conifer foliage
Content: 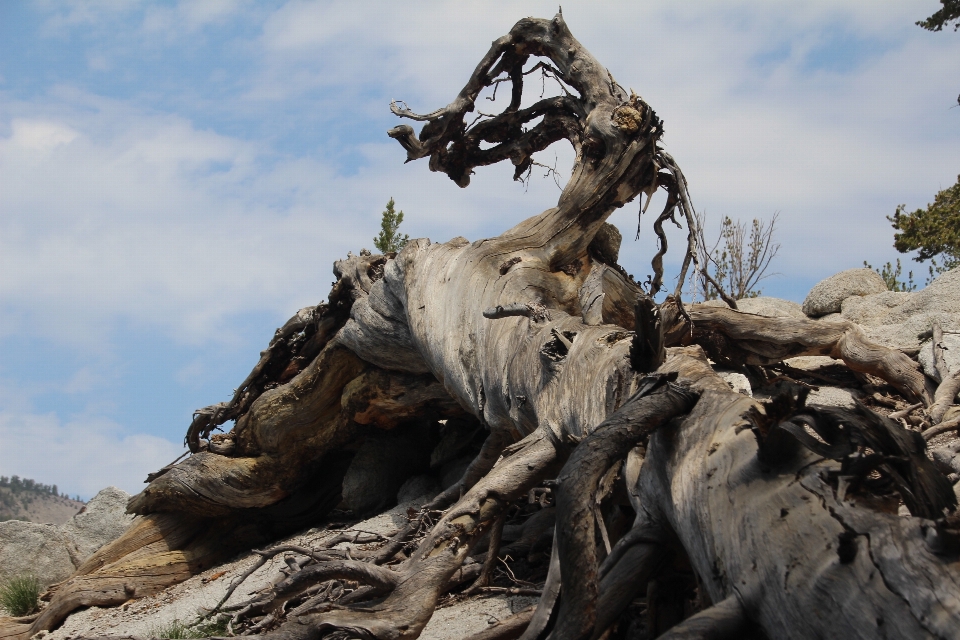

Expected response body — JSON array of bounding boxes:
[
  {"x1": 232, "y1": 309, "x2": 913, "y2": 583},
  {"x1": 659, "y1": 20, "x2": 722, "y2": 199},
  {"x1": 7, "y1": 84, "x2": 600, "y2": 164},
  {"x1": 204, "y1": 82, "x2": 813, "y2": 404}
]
[
  {"x1": 890, "y1": 176, "x2": 960, "y2": 278},
  {"x1": 373, "y1": 198, "x2": 409, "y2": 254},
  {"x1": 917, "y1": 0, "x2": 960, "y2": 32}
]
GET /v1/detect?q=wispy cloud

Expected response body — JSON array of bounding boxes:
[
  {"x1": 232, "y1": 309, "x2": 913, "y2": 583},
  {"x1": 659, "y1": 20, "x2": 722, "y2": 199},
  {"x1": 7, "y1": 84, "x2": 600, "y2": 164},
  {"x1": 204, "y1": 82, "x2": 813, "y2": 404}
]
[
  {"x1": 141, "y1": 0, "x2": 250, "y2": 36},
  {"x1": 0, "y1": 410, "x2": 184, "y2": 498}
]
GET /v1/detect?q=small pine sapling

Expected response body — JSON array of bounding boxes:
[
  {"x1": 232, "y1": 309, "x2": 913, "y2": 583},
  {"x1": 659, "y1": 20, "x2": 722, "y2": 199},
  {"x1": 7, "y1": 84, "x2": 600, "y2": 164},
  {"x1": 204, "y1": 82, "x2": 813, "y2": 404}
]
[{"x1": 374, "y1": 198, "x2": 410, "y2": 254}]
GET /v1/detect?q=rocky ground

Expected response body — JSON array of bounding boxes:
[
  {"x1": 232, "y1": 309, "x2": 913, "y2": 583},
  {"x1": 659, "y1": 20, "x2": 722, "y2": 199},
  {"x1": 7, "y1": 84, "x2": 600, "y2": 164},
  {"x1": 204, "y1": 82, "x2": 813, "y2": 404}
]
[
  {"x1": 41, "y1": 495, "x2": 538, "y2": 640},
  {"x1": 4, "y1": 267, "x2": 958, "y2": 638}
]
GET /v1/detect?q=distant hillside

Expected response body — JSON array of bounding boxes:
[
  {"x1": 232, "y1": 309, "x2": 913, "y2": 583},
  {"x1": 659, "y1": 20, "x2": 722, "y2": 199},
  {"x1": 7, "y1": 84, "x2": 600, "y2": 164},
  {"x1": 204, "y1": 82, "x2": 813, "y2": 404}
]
[{"x1": 0, "y1": 476, "x2": 85, "y2": 525}]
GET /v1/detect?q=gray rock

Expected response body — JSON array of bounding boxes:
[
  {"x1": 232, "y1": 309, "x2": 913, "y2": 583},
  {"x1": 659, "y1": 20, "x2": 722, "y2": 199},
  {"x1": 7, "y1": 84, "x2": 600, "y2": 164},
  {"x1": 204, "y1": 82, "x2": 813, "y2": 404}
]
[
  {"x1": 420, "y1": 594, "x2": 539, "y2": 640},
  {"x1": 930, "y1": 440, "x2": 960, "y2": 477},
  {"x1": 0, "y1": 521, "x2": 76, "y2": 588},
  {"x1": 735, "y1": 297, "x2": 805, "y2": 319},
  {"x1": 62, "y1": 487, "x2": 133, "y2": 561},
  {"x1": 807, "y1": 386, "x2": 860, "y2": 409},
  {"x1": 342, "y1": 425, "x2": 432, "y2": 515},
  {"x1": 43, "y1": 497, "x2": 440, "y2": 640},
  {"x1": 0, "y1": 487, "x2": 132, "y2": 589},
  {"x1": 839, "y1": 291, "x2": 917, "y2": 325},
  {"x1": 397, "y1": 474, "x2": 440, "y2": 505},
  {"x1": 717, "y1": 371, "x2": 752, "y2": 396},
  {"x1": 838, "y1": 268, "x2": 960, "y2": 350},
  {"x1": 588, "y1": 222, "x2": 622, "y2": 265},
  {"x1": 815, "y1": 312, "x2": 845, "y2": 324},
  {"x1": 802, "y1": 268, "x2": 888, "y2": 317}
]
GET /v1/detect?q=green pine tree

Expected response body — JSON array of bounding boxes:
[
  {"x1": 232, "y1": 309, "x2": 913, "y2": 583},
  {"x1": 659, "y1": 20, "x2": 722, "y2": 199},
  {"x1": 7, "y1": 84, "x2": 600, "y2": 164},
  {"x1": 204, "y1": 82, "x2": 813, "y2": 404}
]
[
  {"x1": 917, "y1": 0, "x2": 960, "y2": 32},
  {"x1": 373, "y1": 198, "x2": 409, "y2": 254},
  {"x1": 888, "y1": 176, "x2": 960, "y2": 284}
]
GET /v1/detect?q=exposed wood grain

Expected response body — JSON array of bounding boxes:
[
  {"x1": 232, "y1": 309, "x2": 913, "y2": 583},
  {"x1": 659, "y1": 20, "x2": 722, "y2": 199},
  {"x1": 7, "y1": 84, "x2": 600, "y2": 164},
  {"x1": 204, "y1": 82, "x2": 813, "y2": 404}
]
[
  {"x1": 549, "y1": 376, "x2": 699, "y2": 640},
  {"x1": 636, "y1": 385, "x2": 960, "y2": 638},
  {"x1": 654, "y1": 595, "x2": 748, "y2": 640},
  {"x1": 681, "y1": 305, "x2": 932, "y2": 403},
  {"x1": 930, "y1": 368, "x2": 960, "y2": 425}
]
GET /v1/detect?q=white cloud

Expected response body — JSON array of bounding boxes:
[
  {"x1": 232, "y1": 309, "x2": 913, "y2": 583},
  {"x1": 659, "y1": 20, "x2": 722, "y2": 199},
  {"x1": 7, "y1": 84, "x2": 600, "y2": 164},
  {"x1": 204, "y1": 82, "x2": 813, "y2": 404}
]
[
  {"x1": 64, "y1": 367, "x2": 104, "y2": 395},
  {"x1": 86, "y1": 53, "x2": 111, "y2": 72},
  {"x1": 0, "y1": 410, "x2": 184, "y2": 498},
  {"x1": 260, "y1": 0, "x2": 366, "y2": 52},
  {"x1": 38, "y1": 0, "x2": 132, "y2": 25},
  {"x1": 0, "y1": 102, "x2": 329, "y2": 346},
  {"x1": 175, "y1": 358, "x2": 207, "y2": 388},
  {"x1": 9, "y1": 119, "x2": 78, "y2": 151},
  {"x1": 0, "y1": 86, "x2": 572, "y2": 349},
  {"x1": 39, "y1": 0, "x2": 248, "y2": 39}
]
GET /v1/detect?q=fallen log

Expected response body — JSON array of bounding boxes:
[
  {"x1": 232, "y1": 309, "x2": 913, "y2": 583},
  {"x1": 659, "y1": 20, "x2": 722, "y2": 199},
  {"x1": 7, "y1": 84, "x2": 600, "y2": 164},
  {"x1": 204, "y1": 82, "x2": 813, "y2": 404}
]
[{"x1": 5, "y1": 13, "x2": 959, "y2": 640}]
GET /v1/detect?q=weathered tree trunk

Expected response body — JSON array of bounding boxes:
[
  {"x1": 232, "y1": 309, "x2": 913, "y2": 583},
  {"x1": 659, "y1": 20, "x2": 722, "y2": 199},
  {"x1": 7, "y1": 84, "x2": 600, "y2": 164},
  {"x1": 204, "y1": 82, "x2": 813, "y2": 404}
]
[
  {"x1": 4, "y1": 13, "x2": 959, "y2": 640},
  {"x1": 630, "y1": 348, "x2": 959, "y2": 639}
]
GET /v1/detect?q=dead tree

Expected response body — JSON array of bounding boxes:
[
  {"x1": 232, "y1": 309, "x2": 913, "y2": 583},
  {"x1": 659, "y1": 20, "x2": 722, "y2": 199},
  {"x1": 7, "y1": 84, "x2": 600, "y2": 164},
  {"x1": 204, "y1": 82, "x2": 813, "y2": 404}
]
[{"x1": 3, "y1": 14, "x2": 960, "y2": 640}]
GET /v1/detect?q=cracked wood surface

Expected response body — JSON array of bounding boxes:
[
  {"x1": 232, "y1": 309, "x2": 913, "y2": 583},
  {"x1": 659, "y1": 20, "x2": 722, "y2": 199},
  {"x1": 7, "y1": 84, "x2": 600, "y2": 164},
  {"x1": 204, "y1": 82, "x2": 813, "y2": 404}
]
[{"x1": 637, "y1": 373, "x2": 960, "y2": 639}]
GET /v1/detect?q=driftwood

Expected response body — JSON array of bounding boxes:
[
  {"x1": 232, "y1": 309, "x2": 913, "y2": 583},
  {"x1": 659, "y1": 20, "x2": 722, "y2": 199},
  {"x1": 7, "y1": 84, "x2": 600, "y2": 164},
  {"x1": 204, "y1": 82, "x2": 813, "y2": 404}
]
[{"x1": 4, "y1": 13, "x2": 960, "y2": 640}]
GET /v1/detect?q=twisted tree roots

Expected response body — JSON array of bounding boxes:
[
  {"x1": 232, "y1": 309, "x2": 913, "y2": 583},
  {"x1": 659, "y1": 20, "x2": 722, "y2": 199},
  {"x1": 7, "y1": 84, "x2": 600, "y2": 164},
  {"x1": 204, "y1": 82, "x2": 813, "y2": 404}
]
[{"x1": 4, "y1": 13, "x2": 959, "y2": 640}]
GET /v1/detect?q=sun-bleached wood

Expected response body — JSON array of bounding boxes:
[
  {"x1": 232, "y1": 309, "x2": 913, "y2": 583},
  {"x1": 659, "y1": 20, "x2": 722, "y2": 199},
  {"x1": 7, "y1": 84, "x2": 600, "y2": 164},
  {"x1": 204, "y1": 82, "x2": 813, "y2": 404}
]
[{"x1": 6, "y1": 14, "x2": 960, "y2": 640}]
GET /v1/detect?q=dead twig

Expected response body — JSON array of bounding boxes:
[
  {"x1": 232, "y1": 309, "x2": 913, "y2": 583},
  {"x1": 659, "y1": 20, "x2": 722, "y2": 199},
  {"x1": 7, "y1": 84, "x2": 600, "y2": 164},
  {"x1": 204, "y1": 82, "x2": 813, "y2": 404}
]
[
  {"x1": 466, "y1": 512, "x2": 506, "y2": 595},
  {"x1": 889, "y1": 403, "x2": 924, "y2": 420},
  {"x1": 922, "y1": 416, "x2": 960, "y2": 441},
  {"x1": 207, "y1": 542, "x2": 351, "y2": 616},
  {"x1": 700, "y1": 268, "x2": 738, "y2": 310},
  {"x1": 477, "y1": 586, "x2": 543, "y2": 597}
]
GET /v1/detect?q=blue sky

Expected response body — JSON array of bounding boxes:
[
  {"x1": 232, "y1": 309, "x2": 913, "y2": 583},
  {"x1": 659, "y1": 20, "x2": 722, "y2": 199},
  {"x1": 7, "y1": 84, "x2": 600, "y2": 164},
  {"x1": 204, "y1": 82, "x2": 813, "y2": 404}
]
[{"x1": 0, "y1": 1, "x2": 957, "y2": 499}]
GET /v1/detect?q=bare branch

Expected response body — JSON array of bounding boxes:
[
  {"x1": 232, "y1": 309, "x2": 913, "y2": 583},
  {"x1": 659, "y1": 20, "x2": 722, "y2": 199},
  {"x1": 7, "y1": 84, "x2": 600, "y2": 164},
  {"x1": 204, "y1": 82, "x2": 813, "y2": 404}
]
[
  {"x1": 701, "y1": 268, "x2": 738, "y2": 310},
  {"x1": 483, "y1": 303, "x2": 549, "y2": 322},
  {"x1": 387, "y1": 14, "x2": 672, "y2": 268},
  {"x1": 922, "y1": 415, "x2": 960, "y2": 440},
  {"x1": 695, "y1": 210, "x2": 779, "y2": 302},
  {"x1": 389, "y1": 99, "x2": 447, "y2": 123}
]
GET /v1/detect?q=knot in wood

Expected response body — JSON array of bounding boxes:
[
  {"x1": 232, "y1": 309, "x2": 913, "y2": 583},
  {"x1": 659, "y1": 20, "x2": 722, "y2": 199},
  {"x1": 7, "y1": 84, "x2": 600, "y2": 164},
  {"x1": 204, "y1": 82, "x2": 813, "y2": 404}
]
[
  {"x1": 613, "y1": 104, "x2": 643, "y2": 134},
  {"x1": 483, "y1": 302, "x2": 548, "y2": 323},
  {"x1": 499, "y1": 256, "x2": 522, "y2": 275},
  {"x1": 559, "y1": 260, "x2": 582, "y2": 276},
  {"x1": 837, "y1": 531, "x2": 858, "y2": 564}
]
